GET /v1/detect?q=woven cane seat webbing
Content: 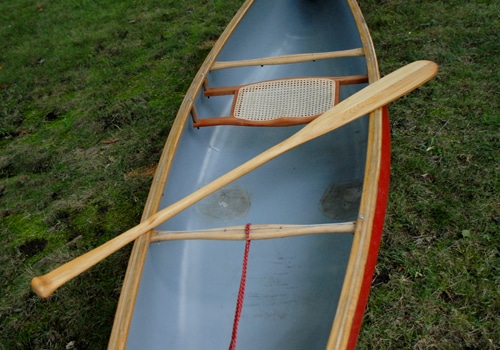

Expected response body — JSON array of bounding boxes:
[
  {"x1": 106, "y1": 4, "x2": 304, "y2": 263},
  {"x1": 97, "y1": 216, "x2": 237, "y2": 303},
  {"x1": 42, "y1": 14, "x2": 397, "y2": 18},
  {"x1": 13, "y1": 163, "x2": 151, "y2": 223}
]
[{"x1": 233, "y1": 78, "x2": 336, "y2": 121}]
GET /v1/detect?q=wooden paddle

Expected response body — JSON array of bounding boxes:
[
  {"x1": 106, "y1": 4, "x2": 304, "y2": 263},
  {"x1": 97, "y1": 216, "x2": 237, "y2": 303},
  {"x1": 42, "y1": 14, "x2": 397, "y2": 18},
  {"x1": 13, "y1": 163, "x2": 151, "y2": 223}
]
[{"x1": 31, "y1": 60, "x2": 438, "y2": 298}]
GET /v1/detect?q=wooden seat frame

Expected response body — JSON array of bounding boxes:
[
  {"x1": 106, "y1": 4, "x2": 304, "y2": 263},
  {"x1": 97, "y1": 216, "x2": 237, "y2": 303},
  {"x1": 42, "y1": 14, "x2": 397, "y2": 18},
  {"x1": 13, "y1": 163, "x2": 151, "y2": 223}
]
[{"x1": 192, "y1": 74, "x2": 368, "y2": 127}]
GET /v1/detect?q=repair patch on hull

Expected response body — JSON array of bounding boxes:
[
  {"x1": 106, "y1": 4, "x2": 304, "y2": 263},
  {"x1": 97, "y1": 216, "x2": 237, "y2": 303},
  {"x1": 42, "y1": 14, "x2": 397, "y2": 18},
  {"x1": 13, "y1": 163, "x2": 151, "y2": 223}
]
[
  {"x1": 320, "y1": 179, "x2": 363, "y2": 220},
  {"x1": 194, "y1": 186, "x2": 251, "y2": 222}
]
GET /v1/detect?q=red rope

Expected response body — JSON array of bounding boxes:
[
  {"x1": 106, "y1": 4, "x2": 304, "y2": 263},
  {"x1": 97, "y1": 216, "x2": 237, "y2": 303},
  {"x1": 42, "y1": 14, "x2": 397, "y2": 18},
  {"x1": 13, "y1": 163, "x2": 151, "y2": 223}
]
[{"x1": 228, "y1": 223, "x2": 252, "y2": 350}]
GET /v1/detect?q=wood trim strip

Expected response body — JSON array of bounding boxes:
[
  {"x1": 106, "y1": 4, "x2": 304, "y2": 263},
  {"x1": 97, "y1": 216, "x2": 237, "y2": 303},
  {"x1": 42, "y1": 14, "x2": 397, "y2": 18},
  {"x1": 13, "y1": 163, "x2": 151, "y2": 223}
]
[
  {"x1": 210, "y1": 48, "x2": 365, "y2": 71},
  {"x1": 151, "y1": 222, "x2": 356, "y2": 242},
  {"x1": 192, "y1": 115, "x2": 318, "y2": 127},
  {"x1": 190, "y1": 104, "x2": 199, "y2": 123},
  {"x1": 203, "y1": 75, "x2": 368, "y2": 97},
  {"x1": 204, "y1": 85, "x2": 240, "y2": 96},
  {"x1": 334, "y1": 81, "x2": 341, "y2": 105}
]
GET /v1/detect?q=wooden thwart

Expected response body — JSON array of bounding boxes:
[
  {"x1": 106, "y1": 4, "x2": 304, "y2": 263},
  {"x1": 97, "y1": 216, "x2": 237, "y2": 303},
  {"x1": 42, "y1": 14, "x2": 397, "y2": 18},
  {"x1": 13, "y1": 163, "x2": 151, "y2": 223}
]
[
  {"x1": 151, "y1": 222, "x2": 356, "y2": 242},
  {"x1": 202, "y1": 75, "x2": 369, "y2": 97},
  {"x1": 210, "y1": 48, "x2": 365, "y2": 71}
]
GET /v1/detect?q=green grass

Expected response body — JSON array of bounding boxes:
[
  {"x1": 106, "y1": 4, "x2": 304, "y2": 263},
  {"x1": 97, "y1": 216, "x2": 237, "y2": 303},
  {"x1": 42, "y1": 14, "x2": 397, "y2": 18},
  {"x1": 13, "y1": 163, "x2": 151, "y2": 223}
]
[
  {"x1": 0, "y1": 1, "x2": 241, "y2": 348},
  {"x1": 357, "y1": 0, "x2": 499, "y2": 348},
  {"x1": 1, "y1": 0, "x2": 498, "y2": 349}
]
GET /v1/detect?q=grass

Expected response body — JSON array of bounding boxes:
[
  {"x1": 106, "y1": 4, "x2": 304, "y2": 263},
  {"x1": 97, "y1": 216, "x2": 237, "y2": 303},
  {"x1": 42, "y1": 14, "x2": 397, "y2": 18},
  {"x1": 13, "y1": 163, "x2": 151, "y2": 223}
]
[
  {"x1": 0, "y1": 0, "x2": 498, "y2": 349},
  {"x1": 357, "y1": 0, "x2": 499, "y2": 348},
  {"x1": 0, "y1": 0, "x2": 241, "y2": 348}
]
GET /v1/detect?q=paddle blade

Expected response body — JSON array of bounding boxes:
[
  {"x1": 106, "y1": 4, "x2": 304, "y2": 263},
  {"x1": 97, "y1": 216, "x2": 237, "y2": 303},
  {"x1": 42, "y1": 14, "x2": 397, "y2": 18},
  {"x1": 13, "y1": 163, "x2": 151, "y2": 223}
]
[{"x1": 300, "y1": 60, "x2": 438, "y2": 141}]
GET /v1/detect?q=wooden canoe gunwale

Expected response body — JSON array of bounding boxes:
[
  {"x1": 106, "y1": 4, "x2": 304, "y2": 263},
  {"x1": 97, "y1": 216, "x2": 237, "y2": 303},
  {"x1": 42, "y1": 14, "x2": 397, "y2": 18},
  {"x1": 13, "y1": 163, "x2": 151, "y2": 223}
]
[
  {"x1": 109, "y1": 0, "x2": 389, "y2": 349},
  {"x1": 327, "y1": 1, "x2": 386, "y2": 349}
]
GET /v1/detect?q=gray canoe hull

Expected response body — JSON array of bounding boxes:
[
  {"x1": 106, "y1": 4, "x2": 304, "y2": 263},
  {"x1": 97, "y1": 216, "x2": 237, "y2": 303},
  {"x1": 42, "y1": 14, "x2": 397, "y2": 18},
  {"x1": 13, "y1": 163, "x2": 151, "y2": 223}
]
[{"x1": 119, "y1": 0, "x2": 388, "y2": 348}]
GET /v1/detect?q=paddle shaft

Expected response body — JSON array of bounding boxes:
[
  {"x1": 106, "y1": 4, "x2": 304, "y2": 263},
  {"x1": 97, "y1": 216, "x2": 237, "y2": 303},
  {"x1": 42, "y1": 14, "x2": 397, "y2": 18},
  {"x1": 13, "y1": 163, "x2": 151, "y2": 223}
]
[{"x1": 31, "y1": 60, "x2": 438, "y2": 298}]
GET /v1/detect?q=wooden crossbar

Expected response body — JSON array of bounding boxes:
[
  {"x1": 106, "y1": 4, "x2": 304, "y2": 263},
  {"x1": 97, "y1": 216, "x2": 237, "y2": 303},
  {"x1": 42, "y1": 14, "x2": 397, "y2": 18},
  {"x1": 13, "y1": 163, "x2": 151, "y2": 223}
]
[
  {"x1": 150, "y1": 222, "x2": 356, "y2": 242},
  {"x1": 203, "y1": 75, "x2": 369, "y2": 97},
  {"x1": 210, "y1": 48, "x2": 365, "y2": 71}
]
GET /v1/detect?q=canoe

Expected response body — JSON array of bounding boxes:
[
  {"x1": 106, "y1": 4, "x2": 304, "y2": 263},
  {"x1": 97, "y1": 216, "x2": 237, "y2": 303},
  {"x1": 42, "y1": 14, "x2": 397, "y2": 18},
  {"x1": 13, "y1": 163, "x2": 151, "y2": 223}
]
[{"x1": 110, "y1": 0, "x2": 390, "y2": 348}]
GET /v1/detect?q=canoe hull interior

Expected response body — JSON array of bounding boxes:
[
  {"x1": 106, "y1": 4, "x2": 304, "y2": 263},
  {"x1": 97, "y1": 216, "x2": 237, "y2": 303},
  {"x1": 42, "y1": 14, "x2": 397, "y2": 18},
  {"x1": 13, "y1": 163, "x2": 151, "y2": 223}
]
[
  {"x1": 127, "y1": 123, "x2": 367, "y2": 348},
  {"x1": 129, "y1": 235, "x2": 354, "y2": 349},
  {"x1": 122, "y1": 0, "x2": 385, "y2": 348}
]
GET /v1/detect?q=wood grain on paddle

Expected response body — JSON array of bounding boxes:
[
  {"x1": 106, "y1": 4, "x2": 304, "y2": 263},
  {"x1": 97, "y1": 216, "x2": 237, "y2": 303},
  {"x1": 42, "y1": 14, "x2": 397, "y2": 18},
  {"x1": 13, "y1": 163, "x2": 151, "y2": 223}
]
[{"x1": 31, "y1": 60, "x2": 438, "y2": 298}]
